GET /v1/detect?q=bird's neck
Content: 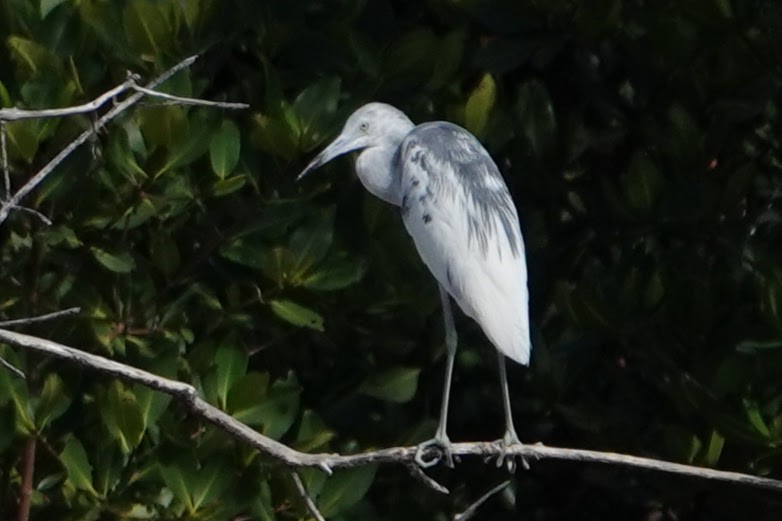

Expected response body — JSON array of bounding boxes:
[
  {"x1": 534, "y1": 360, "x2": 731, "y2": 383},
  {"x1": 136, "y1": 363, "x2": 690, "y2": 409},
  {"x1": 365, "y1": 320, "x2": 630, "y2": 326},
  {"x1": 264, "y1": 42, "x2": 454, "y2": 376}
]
[{"x1": 354, "y1": 127, "x2": 412, "y2": 206}]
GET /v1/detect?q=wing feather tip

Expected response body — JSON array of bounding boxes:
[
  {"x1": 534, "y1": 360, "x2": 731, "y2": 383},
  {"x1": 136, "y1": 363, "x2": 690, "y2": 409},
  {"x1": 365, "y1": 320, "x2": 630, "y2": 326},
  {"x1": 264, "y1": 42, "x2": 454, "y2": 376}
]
[{"x1": 498, "y1": 336, "x2": 531, "y2": 366}]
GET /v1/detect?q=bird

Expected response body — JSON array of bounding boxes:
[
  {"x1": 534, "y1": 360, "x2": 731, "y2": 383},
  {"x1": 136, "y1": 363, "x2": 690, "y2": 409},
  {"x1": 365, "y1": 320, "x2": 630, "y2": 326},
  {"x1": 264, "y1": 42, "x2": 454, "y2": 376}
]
[{"x1": 298, "y1": 102, "x2": 530, "y2": 469}]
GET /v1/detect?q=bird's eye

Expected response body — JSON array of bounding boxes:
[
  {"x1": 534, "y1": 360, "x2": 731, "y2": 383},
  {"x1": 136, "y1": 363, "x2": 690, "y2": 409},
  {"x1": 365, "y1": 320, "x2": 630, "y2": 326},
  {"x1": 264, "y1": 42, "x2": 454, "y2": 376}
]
[{"x1": 359, "y1": 121, "x2": 369, "y2": 132}]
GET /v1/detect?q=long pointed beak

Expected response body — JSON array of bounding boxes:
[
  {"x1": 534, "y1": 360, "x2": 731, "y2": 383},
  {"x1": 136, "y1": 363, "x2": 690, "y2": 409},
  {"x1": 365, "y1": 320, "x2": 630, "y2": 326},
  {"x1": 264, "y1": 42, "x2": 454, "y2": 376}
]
[{"x1": 297, "y1": 135, "x2": 360, "y2": 181}]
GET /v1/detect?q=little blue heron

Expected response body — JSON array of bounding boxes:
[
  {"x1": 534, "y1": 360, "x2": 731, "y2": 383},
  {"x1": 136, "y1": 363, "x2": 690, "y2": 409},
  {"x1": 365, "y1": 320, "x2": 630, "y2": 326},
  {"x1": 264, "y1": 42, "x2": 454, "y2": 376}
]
[{"x1": 299, "y1": 103, "x2": 530, "y2": 468}]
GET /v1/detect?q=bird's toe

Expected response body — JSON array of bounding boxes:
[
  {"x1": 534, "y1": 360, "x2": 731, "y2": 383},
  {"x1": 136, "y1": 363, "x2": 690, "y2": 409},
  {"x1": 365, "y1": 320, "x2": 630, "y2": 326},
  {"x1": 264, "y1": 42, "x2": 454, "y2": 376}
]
[
  {"x1": 415, "y1": 437, "x2": 454, "y2": 468},
  {"x1": 493, "y1": 433, "x2": 529, "y2": 473}
]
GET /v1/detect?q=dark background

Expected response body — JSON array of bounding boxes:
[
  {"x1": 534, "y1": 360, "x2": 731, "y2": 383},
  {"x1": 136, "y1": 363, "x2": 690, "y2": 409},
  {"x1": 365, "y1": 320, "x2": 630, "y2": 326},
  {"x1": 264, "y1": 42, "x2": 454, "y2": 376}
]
[{"x1": 1, "y1": 1, "x2": 782, "y2": 519}]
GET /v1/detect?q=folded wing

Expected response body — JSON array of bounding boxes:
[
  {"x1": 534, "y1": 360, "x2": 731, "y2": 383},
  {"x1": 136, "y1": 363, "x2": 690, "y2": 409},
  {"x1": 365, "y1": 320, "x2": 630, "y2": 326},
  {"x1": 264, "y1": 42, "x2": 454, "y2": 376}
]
[{"x1": 397, "y1": 122, "x2": 531, "y2": 365}]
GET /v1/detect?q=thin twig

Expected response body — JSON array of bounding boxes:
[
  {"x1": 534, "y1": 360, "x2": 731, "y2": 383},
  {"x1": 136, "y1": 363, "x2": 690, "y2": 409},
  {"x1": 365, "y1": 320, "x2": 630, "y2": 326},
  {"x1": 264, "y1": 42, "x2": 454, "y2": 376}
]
[
  {"x1": 291, "y1": 471, "x2": 326, "y2": 521},
  {"x1": 0, "y1": 327, "x2": 781, "y2": 494},
  {"x1": 0, "y1": 54, "x2": 245, "y2": 227},
  {"x1": 1, "y1": 120, "x2": 9, "y2": 199},
  {"x1": 0, "y1": 357, "x2": 25, "y2": 379},
  {"x1": 16, "y1": 437, "x2": 36, "y2": 521},
  {"x1": 130, "y1": 84, "x2": 248, "y2": 110},
  {"x1": 0, "y1": 307, "x2": 80, "y2": 327},
  {"x1": 453, "y1": 480, "x2": 510, "y2": 521},
  {"x1": 14, "y1": 206, "x2": 51, "y2": 225},
  {"x1": 0, "y1": 77, "x2": 138, "y2": 121},
  {"x1": 406, "y1": 462, "x2": 449, "y2": 494}
]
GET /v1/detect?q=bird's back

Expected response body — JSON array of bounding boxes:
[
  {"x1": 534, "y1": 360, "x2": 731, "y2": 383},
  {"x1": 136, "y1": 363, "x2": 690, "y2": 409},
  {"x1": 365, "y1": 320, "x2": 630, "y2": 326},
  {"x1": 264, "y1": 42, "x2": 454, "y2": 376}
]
[{"x1": 396, "y1": 122, "x2": 531, "y2": 365}]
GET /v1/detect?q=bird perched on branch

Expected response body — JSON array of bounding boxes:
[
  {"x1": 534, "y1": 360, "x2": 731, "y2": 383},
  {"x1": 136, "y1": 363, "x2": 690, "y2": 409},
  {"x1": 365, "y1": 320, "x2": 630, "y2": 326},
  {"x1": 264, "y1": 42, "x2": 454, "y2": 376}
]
[{"x1": 299, "y1": 102, "x2": 530, "y2": 469}]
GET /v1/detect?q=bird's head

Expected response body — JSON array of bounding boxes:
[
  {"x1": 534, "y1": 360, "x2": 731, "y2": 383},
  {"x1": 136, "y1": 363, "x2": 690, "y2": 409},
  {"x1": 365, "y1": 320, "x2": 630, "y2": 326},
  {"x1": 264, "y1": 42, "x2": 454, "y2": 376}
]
[{"x1": 298, "y1": 102, "x2": 414, "y2": 180}]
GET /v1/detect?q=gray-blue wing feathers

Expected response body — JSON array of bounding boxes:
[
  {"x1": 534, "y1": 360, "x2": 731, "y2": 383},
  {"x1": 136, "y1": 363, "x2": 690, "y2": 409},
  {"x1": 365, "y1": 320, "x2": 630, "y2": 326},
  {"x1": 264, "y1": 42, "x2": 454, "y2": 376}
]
[{"x1": 397, "y1": 122, "x2": 531, "y2": 365}]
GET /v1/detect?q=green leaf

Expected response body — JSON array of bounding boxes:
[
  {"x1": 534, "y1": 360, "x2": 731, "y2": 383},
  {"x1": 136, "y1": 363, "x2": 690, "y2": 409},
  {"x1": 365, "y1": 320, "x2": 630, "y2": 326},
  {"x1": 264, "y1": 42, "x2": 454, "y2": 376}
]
[
  {"x1": 704, "y1": 430, "x2": 725, "y2": 467},
  {"x1": 292, "y1": 77, "x2": 341, "y2": 148},
  {"x1": 40, "y1": 0, "x2": 68, "y2": 18},
  {"x1": 91, "y1": 247, "x2": 135, "y2": 273},
  {"x1": 0, "y1": 351, "x2": 34, "y2": 433},
  {"x1": 39, "y1": 225, "x2": 81, "y2": 249},
  {"x1": 190, "y1": 461, "x2": 231, "y2": 511},
  {"x1": 464, "y1": 73, "x2": 496, "y2": 137},
  {"x1": 0, "y1": 80, "x2": 11, "y2": 107},
  {"x1": 34, "y1": 373, "x2": 71, "y2": 430},
  {"x1": 215, "y1": 343, "x2": 248, "y2": 409},
  {"x1": 295, "y1": 409, "x2": 336, "y2": 453},
  {"x1": 210, "y1": 174, "x2": 246, "y2": 197},
  {"x1": 123, "y1": 0, "x2": 169, "y2": 58},
  {"x1": 220, "y1": 237, "x2": 269, "y2": 271},
  {"x1": 359, "y1": 367, "x2": 421, "y2": 403},
  {"x1": 299, "y1": 253, "x2": 367, "y2": 291},
  {"x1": 138, "y1": 105, "x2": 188, "y2": 149},
  {"x1": 251, "y1": 111, "x2": 299, "y2": 160},
  {"x1": 59, "y1": 437, "x2": 97, "y2": 495},
  {"x1": 288, "y1": 209, "x2": 335, "y2": 280},
  {"x1": 252, "y1": 482, "x2": 276, "y2": 521},
  {"x1": 269, "y1": 299, "x2": 324, "y2": 331},
  {"x1": 209, "y1": 119, "x2": 241, "y2": 179},
  {"x1": 159, "y1": 462, "x2": 194, "y2": 512},
  {"x1": 515, "y1": 80, "x2": 558, "y2": 157},
  {"x1": 100, "y1": 381, "x2": 145, "y2": 453},
  {"x1": 7, "y1": 36, "x2": 54, "y2": 75},
  {"x1": 5, "y1": 121, "x2": 39, "y2": 164},
  {"x1": 744, "y1": 399, "x2": 771, "y2": 438},
  {"x1": 254, "y1": 246, "x2": 294, "y2": 287},
  {"x1": 228, "y1": 372, "x2": 300, "y2": 439},
  {"x1": 317, "y1": 465, "x2": 377, "y2": 517},
  {"x1": 154, "y1": 114, "x2": 212, "y2": 177},
  {"x1": 114, "y1": 196, "x2": 158, "y2": 230}
]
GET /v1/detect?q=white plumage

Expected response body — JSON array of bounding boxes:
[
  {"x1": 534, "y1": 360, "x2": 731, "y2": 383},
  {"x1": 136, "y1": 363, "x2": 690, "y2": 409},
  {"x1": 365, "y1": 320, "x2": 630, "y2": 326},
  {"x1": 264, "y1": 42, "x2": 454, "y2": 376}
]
[
  {"x1": 397, "y1": 123, "x2": 530, "y2": 365},
  {"x1": 299, "y1": 102, "x2": 530, "y2": 468}
]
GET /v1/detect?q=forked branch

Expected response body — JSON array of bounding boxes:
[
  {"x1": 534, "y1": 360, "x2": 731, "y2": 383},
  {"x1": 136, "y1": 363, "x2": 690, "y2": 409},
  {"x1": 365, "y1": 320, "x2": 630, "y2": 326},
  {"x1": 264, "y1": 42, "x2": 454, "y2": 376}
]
[
  {"x1": 0, "y1": 55, "x2": 248, "y2": 227},
  {"x1": 0, "y1": 327, "x2": 780, "y2": 494}
]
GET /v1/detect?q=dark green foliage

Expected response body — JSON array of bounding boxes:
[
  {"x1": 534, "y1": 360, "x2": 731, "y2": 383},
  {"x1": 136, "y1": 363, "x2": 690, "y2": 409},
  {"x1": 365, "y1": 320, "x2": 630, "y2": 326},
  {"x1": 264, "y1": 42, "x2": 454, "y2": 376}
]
[{"x1": 1, "y1": 0, "x2": 782, "y2": 519}]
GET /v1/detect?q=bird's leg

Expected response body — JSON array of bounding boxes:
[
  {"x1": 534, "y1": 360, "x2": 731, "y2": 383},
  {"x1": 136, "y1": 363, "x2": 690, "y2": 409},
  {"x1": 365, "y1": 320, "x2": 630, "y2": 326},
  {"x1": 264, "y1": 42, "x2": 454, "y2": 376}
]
[
  {"x1": 495, "y1": 352, "x2": 528, "y2": 472},
  {"x1": 415, "y1": 285, "x2": 457, "y2": 469}
]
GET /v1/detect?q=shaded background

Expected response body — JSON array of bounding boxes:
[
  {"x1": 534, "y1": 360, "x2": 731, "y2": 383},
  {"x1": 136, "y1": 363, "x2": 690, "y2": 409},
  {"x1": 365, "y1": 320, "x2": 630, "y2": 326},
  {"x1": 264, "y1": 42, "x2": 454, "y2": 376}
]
[{"x1": 1, "y1": 0, "x2": 782, "y2": 519}]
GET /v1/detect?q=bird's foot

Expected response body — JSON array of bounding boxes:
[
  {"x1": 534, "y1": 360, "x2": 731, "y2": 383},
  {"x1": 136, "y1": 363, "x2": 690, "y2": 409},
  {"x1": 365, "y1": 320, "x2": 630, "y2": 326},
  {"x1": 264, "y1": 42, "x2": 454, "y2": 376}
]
[
  {"x1": 415, "y1": 435, "x2": 455, "y2": 469},
  {"x1": 492, "y1": 430, "x2": 529, "y2": 473}
]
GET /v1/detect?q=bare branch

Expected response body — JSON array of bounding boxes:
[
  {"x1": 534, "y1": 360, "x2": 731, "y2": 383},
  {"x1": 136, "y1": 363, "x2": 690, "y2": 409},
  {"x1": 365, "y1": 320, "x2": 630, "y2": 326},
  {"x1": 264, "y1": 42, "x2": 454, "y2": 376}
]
[
  {"x1": 0, "y1": 78, "x2": 137, "y2": 121},
  {"x1": 1, "y1": 121, "x2": 8, "y2": 199},
  {"x1": 291, "y1": 471, "x2": 326, "y2": 521},
  {"x1": 0, "y1": 54, "x2": 246, "y2": 228},
  {"x1": 0, "y1": 307, "x2": 80, "y2": 327},
  {"x1": 1, "y1": 327, "x2": 781, "y2": 495},
  {"x1": 16, "y1": 437, "x2": 36, "y2": 521},
  {"x1": 12, "y1": 205, "x2": 51, "y2": 225},
  {"x1": 130, "y1": 84, "x2": 249, "y2": 110},
  {"x1": 407, "y1": 462, "x2": 449, "y2": 494},
  {"x1": 0, "y1": 357, "x2": 24, "y2": 379},
  {"x1": 453, "y1": 480, "x2": 509, "y2": 521}
]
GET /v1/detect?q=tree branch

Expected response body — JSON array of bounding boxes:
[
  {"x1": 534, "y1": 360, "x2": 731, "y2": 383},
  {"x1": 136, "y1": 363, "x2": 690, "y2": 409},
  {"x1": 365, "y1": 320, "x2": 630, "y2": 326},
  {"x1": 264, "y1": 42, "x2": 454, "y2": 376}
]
[
  {"x1": 291, "y1": 471, "x2": 327, "y2": 521},
  {"x1": 0, "y1": 307, "x2": 80, "y2": 327},
  {"x1": 129, "y1": 84, "x2": 248, "y2": 109},
  {"x1": 453, "y1": 480, "x2": 509, "y2": 521},
  {"x1": 1, "y1": 327, "x2": 781, "y2": 494},
  {"x1": 16, "y1": 437, "x2": 36, "y2": 521},
  {"x1": 0, "y1": 78, "x2": 138, "y2": 121},
  {"x1": 0, "y1": 55, "x2": 248, "y2": 227}
]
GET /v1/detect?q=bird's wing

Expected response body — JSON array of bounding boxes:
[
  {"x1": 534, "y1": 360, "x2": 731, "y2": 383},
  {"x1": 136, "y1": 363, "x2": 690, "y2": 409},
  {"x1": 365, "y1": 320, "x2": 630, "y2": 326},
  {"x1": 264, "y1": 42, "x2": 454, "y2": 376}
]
[{"x1": 397, "y1": 122, "x2": 530, "y2": 365}]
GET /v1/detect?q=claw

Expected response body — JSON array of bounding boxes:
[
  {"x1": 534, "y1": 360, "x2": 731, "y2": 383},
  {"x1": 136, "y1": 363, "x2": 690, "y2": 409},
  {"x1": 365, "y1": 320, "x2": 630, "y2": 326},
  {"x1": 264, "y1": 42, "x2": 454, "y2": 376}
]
[
  {"x1": 494, "y1": 430, "x2": 528, "y2": 473},
  {"x1": 415, "y1": 436, "x2": 454, "y2": 468}
]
